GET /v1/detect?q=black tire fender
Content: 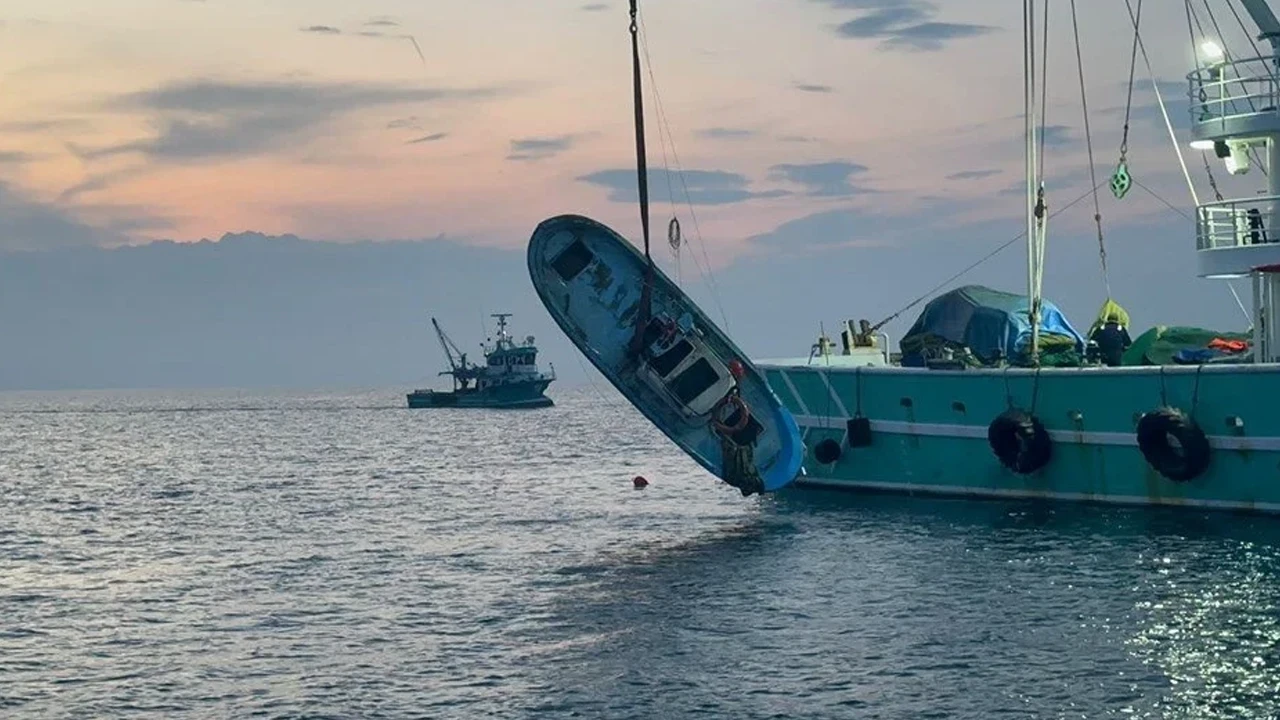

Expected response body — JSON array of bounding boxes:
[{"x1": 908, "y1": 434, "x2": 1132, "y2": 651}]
[
  {"x1": 1136, "y1": 407, "x2": 1210, "y2": 482},
  {"x1": 813, "y1": 438, "x2": 842, "y2": 464},
  {"x1": 987, "y1": 408, "x2": 1052, "y2": 475}
]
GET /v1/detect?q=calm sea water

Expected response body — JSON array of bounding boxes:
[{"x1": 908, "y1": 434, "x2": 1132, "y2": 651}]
[{"x1": 3, "y1": 386, "x2": 1280, "y2": 719}]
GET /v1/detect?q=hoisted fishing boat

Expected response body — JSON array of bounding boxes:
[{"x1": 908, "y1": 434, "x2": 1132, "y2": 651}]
[{"x1": 525, "y1": 1, "x2": 803, "y2": 496}]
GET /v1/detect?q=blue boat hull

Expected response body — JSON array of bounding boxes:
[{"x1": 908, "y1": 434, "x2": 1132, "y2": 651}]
[{"x1": 527, "y1": 214, "x2": 803, "y2": 493}]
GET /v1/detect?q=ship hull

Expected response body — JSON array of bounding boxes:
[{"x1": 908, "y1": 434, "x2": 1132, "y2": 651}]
[
  {"x1": 406, "y1": 379, "x2": 554, "y2": 409},
  {"x1": 760, "y1": 361, "x2": 1280, "y2": 514}
]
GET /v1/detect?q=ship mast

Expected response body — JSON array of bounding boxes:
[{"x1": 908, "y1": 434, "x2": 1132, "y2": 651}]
[
  {"x1": 1023, "y1": 0, "x2": 1042, "y2": 364},
  {"x1": 491, "y1": 312, "x2": 513, "y2": 350}
]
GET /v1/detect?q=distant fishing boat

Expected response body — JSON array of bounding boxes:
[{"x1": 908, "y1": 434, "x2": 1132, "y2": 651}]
[
  {"x1": 407, "y1": 314, "x2": 555, "y2": 409},
  {"x1": 524, "y1": 0, "x2": 803, "y2": 497}
]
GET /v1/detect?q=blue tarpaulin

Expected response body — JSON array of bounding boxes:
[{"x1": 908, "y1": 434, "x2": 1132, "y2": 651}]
[{"x1": 899, "y1": 285, "x2": 1086, "y2": 366}]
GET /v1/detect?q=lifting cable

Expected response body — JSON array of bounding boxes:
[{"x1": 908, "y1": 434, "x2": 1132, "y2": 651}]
[
  {"x1": 636, "y1": 7, "x2": 731, "y2": 330},
  {"x1": 1069, "y1": 0, "x2": 1111, "y2": 297}
]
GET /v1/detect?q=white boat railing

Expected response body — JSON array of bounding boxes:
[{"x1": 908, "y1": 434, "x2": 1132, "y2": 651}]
[
  {"x1": 1196, "y1": 195, "x2": 1280, "y2": 250},
  {"x1": 1188, "y1": 55, "x2": 1280, "y2": 129}
]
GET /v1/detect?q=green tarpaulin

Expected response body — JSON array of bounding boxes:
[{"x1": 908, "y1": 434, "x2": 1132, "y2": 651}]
[{"x1": 1122, "y1": 325, "x2": 1252, "y2": 366}]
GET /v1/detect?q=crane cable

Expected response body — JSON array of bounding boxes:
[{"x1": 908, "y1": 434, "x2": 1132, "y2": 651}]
[{"x1": 1069, "y1": 0, "x2": 1111, "y2": 297}]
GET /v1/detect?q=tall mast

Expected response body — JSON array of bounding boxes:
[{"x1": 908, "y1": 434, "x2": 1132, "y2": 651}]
[
  {"x1": 1023, "y1": 0, "x2": 1041, "y2": 363},
  {"x1": 491, "y1": 312, "x2": 512, "y2": 349},
  {"x1": 629, "y1": 0, "x2": 651, "y2": 256},
  {"x1": 627, "y1": 0, "x2": 656, "y2": 355}
]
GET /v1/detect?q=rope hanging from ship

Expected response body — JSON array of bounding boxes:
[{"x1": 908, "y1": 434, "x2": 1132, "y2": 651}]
[{"x1": 1069, "y1": 0, "x2": 1113, "y2": 299}]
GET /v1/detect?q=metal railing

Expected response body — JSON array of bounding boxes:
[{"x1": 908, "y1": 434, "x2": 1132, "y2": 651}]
[
  {"x1": 1188, "y1": 55, "x2": 1280, "y2": 128},
  {"x1": 1196, "y1": 195, "x2": 1280, "y2": 250}
]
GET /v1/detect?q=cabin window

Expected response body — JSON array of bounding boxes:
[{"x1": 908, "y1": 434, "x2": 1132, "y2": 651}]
[
  {"x1": 669, "y1": 357, "x2": 721, "y2": 406},
  {"x1": 551, "y1": 238, "x2": 595, "y2": 282},
  {"x1": 648, "y1": 339, "x2": 693, "y2": 378}
]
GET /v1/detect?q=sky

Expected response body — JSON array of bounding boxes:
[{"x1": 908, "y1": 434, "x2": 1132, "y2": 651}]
[
  {"x1": 0, "y1": 0, "x2": 1274, "y2": 388},
  {"x1": 0, "y1": 0, "x2": 1236, "y2": 248}
]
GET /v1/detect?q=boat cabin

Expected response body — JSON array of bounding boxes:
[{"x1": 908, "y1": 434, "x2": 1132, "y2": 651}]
[
  {"x1": 547, "y1": 233, "x2": 737, "y2": 418},
  {"x1": 636, "y1": 312, "x2": 735, "y2": 417}
]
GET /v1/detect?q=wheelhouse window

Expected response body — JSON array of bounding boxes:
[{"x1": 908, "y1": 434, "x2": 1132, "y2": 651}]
[
  {"x1": 669, "y1": 357, "x2": 721, "y2": 406},
  {"x1": 648, "y1": 339, "x2": 693, "y2": 378},
  {"x1": 551, "y1": 238, "x2": 595, "y2": 282}
]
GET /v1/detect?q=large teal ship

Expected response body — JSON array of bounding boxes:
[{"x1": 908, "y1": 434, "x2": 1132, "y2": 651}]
[
  {"x1": 407, "y1": 314, "x2": 555, "y2": 409},
  {"x1": 754, "y1": 2, "x2": 1280, "y2": 513}
]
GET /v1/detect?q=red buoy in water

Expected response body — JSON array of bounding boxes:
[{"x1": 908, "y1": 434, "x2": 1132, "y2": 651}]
[{"x1": 632, "y1": 475, "x2": 649, "y2": 488}]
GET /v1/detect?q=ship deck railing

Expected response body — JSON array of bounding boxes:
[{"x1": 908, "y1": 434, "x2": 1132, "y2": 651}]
[
  {"x1": 1188, "y1": 54, "x2": 1280, "y2": 132},
  {"x1": 1196, "y1": 194, "x2": 1280, "y2": 250}
]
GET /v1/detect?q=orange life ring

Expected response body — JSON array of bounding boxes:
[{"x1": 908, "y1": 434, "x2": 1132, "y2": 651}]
[{"x1": 711, "y1": 393, "x2": 751, "y2": 435}]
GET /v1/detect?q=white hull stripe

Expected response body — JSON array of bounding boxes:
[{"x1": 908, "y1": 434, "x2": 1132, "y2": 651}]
[
  {"x1": 791, "y1": 414, "x2": 1280, "y2": 453},
  {"x1": 791, "y1": 477, "x2": 1280, "y2": 514}
]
